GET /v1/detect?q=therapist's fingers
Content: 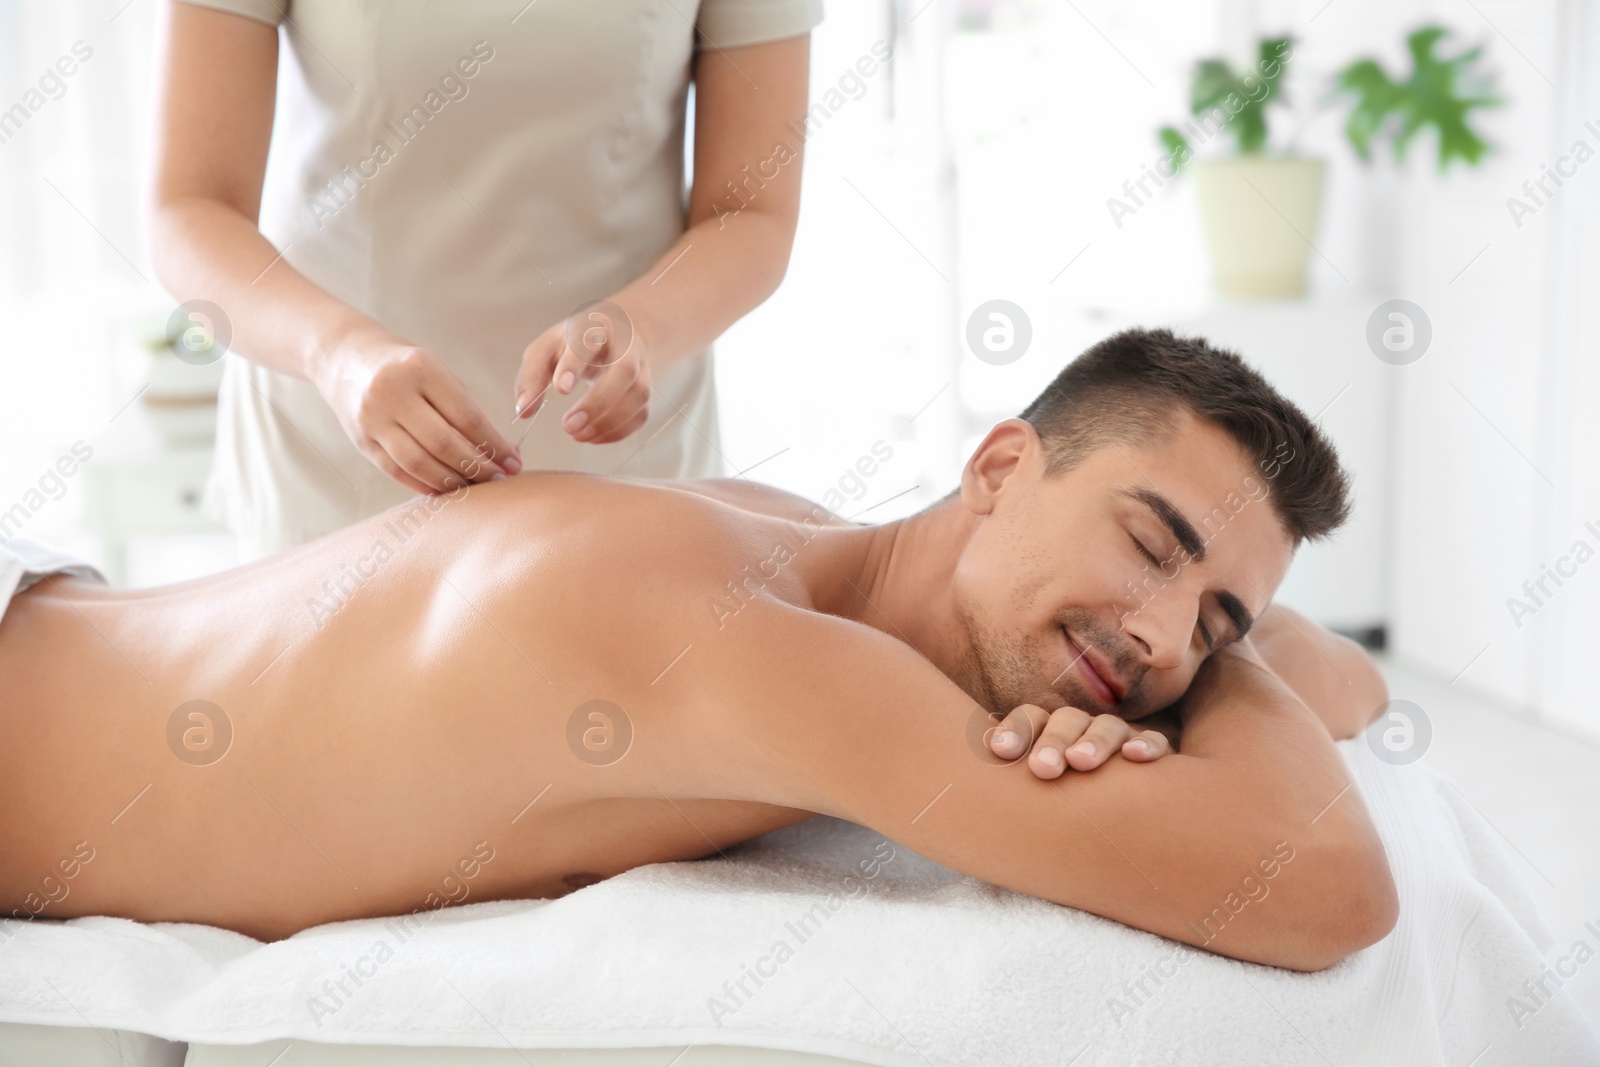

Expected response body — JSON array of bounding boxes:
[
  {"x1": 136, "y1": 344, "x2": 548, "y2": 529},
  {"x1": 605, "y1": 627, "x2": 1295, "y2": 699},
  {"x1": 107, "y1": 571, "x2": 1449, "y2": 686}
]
[
  {"x1": 374, "y1": 423, "x2": 472, "y2": 495},
  {"x1": 585, "y1": 407, "x2": 649, "y2": 446},
  {"x1": 571, "y1": 406, "x2": 649, "y2": 448},
  {"x1": 418, "y1": 374, "x2": 520, "y2": 478},
  {"x1": 354, "y1": 437, "x2": 437, "y2": 497},
  {"x1": 514, "y1": 332, "x2": 562, "y2": 421},
  {"x1": 406, "y1": 402, "x2": 509, "y2": 485},
  {"x1": 564, "y1": 361, "x2": 649, "y2": 443},
  {"x1": 550, "y1": 335, "x2": 604, "y2": 401},
  {"x1": 515, "y1": 328, "x2": 601, "y2": 420}
]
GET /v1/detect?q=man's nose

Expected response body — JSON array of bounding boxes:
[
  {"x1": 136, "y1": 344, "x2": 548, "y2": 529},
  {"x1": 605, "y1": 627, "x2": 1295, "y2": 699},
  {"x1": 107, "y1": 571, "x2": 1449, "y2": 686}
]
[{"x1": 1119, "y1": 594, "x2": 1194, "y2": 672}]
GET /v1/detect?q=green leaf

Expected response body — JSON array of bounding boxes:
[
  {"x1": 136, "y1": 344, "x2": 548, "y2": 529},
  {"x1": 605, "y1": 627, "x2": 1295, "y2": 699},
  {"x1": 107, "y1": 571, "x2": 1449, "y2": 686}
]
[
  {"x1": 1168, "y1": 39, "x2": 1294, "y2": 159},
  {"x1": 1254, "y1": 37, "x2": 1291, "y2": 110},
  {"x1": 1190, "y1": 60, "x2": 1238, "y2": 114},
  {"x1": 1333, "y1": 23, "x2": 1503, "y2": 171},
  {"x1": 1158, "y1": 125, "x2": 1191, "y2": 171}
]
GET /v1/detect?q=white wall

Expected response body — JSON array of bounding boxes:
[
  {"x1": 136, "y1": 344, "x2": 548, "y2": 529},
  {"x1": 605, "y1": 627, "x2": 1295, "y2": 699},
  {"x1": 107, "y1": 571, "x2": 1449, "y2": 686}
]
[
  {"x1": 1538, "y1": 0, "x2": 1600, "y2": 740},
  {"x1": 0, "y1": 2, "x2": 163, "y2": 562},
  {"x1": 1376, "y1": 0, "x2": 1600, "y2": 740}
]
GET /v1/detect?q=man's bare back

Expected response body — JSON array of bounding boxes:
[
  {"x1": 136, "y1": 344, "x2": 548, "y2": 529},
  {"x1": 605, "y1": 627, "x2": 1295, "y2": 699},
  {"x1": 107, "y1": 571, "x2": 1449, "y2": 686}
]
[
  {"x1": 1, "y1": 389, "x2": 1399, "y2": 971},
  {"x1": 0, "y1": 472, "x2": 857, "y2": 939}
]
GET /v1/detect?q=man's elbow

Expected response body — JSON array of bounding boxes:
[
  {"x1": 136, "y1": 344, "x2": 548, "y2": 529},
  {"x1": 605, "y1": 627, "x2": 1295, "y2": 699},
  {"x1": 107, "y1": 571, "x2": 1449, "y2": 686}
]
[{"x1": 1283, "y1": 837, "x2": 1399, "y2": 972}]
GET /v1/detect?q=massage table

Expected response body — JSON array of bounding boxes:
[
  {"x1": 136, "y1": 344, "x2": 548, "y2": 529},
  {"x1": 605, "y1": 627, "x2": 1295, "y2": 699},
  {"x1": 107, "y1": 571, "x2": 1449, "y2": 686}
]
[{"x1": 3, "y1": 740, "x2": 1596, "y2": 1067}]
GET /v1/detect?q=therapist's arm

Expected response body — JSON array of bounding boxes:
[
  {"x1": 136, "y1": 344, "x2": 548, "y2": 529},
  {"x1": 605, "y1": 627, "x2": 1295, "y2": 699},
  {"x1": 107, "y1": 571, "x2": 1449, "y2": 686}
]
[
  {"x1": 147, "y1": 1, "x2": 518, "y2": 495},
  {"x1": 700, "y1": 604, "x2": 1398, "y2": 972},
  {"x1": 515, "y1": 34, "x2": 812, "y2": 443}
]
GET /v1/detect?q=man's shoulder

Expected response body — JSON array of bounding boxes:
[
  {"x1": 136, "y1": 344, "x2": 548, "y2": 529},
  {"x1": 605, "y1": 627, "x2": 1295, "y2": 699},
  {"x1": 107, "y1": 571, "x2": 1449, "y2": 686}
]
[
  {"x1": 521, "y1": 476, "x2": 843, "y2": 610},
  {"x1": 662, "y1": 477, "x2": 854, "y2": 528}
]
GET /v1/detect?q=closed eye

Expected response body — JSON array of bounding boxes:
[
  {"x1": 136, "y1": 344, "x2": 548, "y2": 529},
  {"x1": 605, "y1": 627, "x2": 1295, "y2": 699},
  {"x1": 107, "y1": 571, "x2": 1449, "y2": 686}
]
[{"x1": 1128, "y1": 532, "x2": 1162, "y2": 568}]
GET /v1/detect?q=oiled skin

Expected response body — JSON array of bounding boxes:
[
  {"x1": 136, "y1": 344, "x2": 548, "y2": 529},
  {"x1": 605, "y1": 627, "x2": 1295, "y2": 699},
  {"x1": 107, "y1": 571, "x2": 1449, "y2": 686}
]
[{"x1": 0, "y1": 474, "x2": 848, "y2": 940}]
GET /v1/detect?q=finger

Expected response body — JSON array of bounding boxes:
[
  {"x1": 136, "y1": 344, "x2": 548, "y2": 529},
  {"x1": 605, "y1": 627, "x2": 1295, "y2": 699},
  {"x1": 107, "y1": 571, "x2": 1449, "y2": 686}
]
[
  {"x1": 1027, "y1": 706, "x2": 1093, "y2": 779},
  {"x1": 552, "y1": 335, "x2": 597, "y2": 397},
  {"x1": 357, "y1": 438, "x2": 436, "y2": 497},
  {"x1": 377, "y1": 425, "x2": 471, "y2": 494},
  {"x1": 1063, "y1": 714, "x2": 1135, "y2": 772},
  {"x1": 420, "y1": 374, "x2": 521, "y2": 476},
  {"x1": 514, "y1": 333, "x2": 561, "y2": 421},
  {"x1": 572, "y1": 387, "x2": 646, "y2": 442},
  {"x1": 567, "y1": 366, "x2": 644, "y2": 441},
  {"x1": 564, "y1": 305, "x2": 630, "y2": 392},
  {"x1": 988, "y1": 703, "x2": 1050, "y2": 761},
  {"x1": 585, "y1": 406, "x2": 650, "y2": 445},
  {"x1": 407, "y1": 401, "x2": 507, "y2": 484},
  {"x1": 1121, "y1": 729, "x2": 1174, "y2": 762}
]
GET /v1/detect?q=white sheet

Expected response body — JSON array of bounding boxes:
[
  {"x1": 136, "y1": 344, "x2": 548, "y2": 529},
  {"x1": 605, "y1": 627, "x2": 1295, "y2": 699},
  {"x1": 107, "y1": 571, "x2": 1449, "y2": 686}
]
[
  {"x1": 0, "y1": 538, "x2": 105, "y2": 624},
  {"x1": 2, "y1": 742, "x2": 1596, "y2": 1067}
]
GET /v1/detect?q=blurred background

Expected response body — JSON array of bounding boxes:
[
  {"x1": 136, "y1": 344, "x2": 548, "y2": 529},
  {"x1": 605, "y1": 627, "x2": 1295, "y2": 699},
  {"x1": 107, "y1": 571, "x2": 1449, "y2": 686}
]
[{"x1": 2, "y1": 0, "x2": 1597, "y2": 1019}]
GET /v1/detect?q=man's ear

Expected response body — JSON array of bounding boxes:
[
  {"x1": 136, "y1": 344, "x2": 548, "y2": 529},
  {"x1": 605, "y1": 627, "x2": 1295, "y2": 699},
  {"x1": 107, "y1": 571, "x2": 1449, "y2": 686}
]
[{"x1": 960, "y1": 418, "x2": 1039, "y2": 516}]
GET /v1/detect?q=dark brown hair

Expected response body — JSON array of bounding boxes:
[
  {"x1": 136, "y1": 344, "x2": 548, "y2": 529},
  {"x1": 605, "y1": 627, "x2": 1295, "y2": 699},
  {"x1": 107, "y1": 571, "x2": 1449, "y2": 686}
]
[{"x1": 1016, "y1": 327, "x2": 1351, "y2": 545}]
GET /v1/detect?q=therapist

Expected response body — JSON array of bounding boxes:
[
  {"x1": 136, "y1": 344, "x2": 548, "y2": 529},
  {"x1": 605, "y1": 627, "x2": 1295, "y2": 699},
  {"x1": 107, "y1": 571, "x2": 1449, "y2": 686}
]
[{"x1": 148, "y1": 0, "x2": 820, "y2": 558}]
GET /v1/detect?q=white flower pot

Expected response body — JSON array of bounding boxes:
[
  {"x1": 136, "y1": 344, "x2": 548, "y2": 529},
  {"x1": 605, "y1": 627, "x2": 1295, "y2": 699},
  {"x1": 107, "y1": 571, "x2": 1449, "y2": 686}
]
[
  {"x1": 139, "y1": 345, "x2": 224, "y2": 446},
  {"x1": 1191, "y1": 156, "x2": 1326, "y2": 300}
]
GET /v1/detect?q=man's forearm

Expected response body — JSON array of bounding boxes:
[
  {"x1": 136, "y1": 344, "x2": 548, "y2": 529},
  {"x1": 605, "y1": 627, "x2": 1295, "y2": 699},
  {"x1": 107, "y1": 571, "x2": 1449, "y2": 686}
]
[
  {"x1": 149, "y1": 198, "x2": 380, "y2": 385},
  {"x1": 725, "y1": 607, "x2": 1399, "y2": 972}
]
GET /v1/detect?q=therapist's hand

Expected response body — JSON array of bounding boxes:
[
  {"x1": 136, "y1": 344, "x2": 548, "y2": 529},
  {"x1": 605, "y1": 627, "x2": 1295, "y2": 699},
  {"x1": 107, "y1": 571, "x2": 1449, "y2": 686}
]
[
  {"x1": 513, "y1": 302, "x2": 652, "y2": 445},
  {"x1": 315, "y1": 330, "x2": 522, "y2": 495}
]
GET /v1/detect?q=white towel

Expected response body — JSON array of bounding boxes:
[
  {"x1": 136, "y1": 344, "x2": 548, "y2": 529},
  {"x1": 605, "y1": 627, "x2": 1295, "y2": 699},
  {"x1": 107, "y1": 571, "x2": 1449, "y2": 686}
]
[
  {"x1": 0, "y1": 538, "x2": 105, "y2": 624},
  {"x1": 1, "y1": 742, "x2": 1596, "y2": 1066}
]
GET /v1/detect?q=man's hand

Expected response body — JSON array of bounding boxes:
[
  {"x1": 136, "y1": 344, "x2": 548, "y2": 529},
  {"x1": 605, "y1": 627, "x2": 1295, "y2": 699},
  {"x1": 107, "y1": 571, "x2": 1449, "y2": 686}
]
[{"x1": 986, "y1": 703, "x2": 1175, "y2": 779}]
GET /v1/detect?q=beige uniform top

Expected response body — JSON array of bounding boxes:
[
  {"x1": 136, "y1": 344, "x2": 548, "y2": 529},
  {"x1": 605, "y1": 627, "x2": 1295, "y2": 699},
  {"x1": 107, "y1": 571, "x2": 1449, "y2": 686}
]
[{"x1": 181, "y1": 0, "x2": 823, "y2": 557}]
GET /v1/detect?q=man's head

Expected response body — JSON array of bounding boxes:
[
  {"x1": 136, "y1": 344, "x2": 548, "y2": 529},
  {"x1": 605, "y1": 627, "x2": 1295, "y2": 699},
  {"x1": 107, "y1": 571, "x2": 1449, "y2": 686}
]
[{"x1": 943, "y1": 327, "x2": 1351, "y2": 720}]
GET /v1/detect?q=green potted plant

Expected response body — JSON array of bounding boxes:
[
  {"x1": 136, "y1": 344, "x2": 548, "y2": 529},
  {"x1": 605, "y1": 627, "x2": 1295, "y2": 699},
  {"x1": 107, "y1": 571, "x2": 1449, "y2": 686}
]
[{"x1": 1158, "y1": 25, "x2": 1502, "y2": 300}]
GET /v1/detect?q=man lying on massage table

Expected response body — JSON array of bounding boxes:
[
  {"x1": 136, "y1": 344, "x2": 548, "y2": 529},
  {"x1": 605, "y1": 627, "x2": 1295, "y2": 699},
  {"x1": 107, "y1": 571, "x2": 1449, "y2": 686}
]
[{"x1": 0, "y1": 327, "x2": 1396, "y2": 973}]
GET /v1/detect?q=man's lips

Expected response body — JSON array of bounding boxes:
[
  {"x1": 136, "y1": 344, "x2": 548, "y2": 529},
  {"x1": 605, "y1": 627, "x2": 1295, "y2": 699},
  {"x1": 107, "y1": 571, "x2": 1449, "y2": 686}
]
[{"x1": 1062, "y1": 629, "x2": 1125, "y2": 705}]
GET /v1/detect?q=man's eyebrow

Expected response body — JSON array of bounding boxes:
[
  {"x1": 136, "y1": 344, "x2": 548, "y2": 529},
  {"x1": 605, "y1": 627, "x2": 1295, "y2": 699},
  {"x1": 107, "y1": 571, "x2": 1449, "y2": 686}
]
[
  {"x1": 1215, "y1": 590, "x2": 1255, "y2": 642},
  {"x1": 1115, "y1": 485, "x2": 1207, "y2": 563}
]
